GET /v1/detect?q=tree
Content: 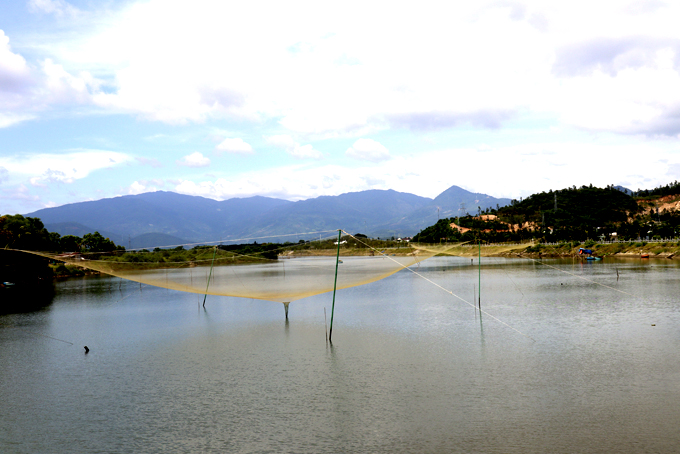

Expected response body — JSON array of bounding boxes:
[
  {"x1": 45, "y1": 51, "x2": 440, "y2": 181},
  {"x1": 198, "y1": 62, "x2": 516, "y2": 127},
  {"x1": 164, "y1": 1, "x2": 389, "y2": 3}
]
[
  {"x1": 60, "y1": 235, "x2": 82, "y2": 252},
  {"x1": 81, "y1": 231, "x2": 120, "y2": 253},
  {"x1": 0, "y1": 215, "x2": 55, "y2": 250},
  {"x1": 412, "y1": 218, "x2": 459, "y2": 243}
]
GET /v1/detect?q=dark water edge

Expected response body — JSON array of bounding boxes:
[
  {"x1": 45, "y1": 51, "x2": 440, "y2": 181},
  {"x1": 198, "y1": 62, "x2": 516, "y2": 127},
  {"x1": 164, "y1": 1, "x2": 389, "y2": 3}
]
[
  {"x1": 0, "y1": 282, "x2": 55, "y2": 315},
  {"x1": 2, "y1": 257, "x2": 680, "y2": 453}
]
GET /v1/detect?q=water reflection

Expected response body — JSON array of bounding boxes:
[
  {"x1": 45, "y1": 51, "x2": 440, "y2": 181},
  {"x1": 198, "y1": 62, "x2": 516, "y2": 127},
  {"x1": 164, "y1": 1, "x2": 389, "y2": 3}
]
[{"x1": 0, "y1": 282, "x2": 55, "y2": 314}]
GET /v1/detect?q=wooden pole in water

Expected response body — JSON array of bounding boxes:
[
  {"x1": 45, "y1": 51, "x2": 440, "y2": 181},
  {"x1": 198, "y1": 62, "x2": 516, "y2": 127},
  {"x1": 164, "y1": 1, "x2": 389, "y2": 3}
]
[
  {"x1": 328, "y1": 230, "x2": 342, "y2": 343},
  {"x1": 202, "y1": 246, "x2": 217, "y2": 307},
  {"x1": 478, "y1": 241, "x2": 481, "y2": 309}
]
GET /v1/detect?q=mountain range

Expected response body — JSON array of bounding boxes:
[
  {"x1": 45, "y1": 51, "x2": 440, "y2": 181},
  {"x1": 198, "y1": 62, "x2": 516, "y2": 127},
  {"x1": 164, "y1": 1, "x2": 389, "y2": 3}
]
[{"x1": 25, "y1": 185, "x2": 511, "y2": 248}]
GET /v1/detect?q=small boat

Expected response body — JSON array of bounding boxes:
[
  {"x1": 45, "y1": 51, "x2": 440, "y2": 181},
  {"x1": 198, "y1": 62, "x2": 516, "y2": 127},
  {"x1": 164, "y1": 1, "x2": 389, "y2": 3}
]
[
  {"x1": 579, "y1": 248, "x2": 600, "y2": 261},
  {"x1": 641, "y1": 253, "x2": 649, "y2": 259}
]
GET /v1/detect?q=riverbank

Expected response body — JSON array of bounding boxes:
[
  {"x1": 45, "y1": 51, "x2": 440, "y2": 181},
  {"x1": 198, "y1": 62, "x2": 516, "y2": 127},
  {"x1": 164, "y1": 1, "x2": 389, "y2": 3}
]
[
  {"x1": 281, "y1": 246, "x2": 416, "y2": 258},
  {"x1": 431, "y1": 241, "x2": 680, "y2": 259},
  {"x1": 280, "y1": 241, "x2": 680, "y2": 259}
]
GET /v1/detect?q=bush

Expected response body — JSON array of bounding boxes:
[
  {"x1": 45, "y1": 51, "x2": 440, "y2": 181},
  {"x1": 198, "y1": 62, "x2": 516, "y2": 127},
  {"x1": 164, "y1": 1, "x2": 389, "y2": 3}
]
[
  {"x1": 53, "y1": 264, "x2": 70, "y2": 276},
  {"x1": 584, "y1": 239, "x2": 596, "y2": 248}
]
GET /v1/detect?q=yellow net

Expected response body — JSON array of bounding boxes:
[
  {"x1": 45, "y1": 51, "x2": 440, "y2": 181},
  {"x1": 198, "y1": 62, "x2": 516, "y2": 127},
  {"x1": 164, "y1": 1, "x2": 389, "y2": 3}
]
[{"x1": 22, "y1": 231, "x2": 455, "y2": 303}]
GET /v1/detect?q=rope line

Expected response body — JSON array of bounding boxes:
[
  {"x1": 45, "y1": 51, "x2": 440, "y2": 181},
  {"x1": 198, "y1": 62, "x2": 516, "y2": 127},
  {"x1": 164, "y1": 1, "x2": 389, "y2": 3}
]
[
  {"x1": 122, "y1": 230, "x2": 339, "y2": 252},
  {"x1": 343, "y1": 231, "x2": 535, "y2": 341},
  {"x1": 527, "y1": 257, "x2": 637, "y2": 297},
  {"x1": 0, "y1": 323, "x2": 73, "y2": 345}
]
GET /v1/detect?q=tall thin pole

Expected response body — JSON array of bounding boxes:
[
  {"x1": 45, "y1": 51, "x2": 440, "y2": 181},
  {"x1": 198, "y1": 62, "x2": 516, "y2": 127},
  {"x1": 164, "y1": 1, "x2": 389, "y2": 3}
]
[
  {"x1": 203, "y1": 246, "x2": 217, "y2": 307},
  {"x1": 478, "y1": 241, "x2": 481, "y2": 309},
  {"x1": 328, "y1": 230, "x2": 342, "y2": 343}
]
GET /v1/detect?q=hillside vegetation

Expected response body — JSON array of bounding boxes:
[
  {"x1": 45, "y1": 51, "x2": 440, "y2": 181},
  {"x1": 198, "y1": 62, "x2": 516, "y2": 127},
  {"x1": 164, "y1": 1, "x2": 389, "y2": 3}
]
[{"x1": 414, "y1": 184, "x2": 680, "y2": 244}]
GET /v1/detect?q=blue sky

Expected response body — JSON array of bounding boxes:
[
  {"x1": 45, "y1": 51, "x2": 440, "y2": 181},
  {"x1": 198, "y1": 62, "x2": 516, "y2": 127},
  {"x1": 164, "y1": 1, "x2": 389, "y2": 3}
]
[{"x1": 2, "y1": 0, "x2": 680, "y2": 215}]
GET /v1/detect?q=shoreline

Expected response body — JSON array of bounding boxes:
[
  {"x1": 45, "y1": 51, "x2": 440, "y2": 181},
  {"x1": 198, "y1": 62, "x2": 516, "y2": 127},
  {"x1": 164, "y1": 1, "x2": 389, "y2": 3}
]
[{"x1": 411, "y1": 241, "x2": 680, "y2": 259}]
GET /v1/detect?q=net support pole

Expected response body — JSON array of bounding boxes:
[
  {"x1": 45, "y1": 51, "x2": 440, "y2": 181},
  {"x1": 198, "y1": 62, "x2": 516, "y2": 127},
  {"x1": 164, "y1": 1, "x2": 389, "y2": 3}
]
[
  {"x1": 478, "y1": 241, "x2": 481, "y2": 309},
  {"x1": 202, "y1": 246, "x2": 217, "y2": 307},
  {"x1": 328, "y1": 229, "x2": 342, "y2": 343}
]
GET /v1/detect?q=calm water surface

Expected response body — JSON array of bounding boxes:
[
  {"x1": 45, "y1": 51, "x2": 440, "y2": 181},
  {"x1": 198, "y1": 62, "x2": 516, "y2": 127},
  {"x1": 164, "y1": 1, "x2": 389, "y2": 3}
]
[{"x1": 2, "y1": 256, "x2": 679, "y2": 453}]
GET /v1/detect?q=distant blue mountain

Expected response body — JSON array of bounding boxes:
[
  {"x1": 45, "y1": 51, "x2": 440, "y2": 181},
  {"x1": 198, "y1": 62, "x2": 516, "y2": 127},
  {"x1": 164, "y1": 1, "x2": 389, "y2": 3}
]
[
  {"x1": 377, "y1": 185, "x2": 511, "y2": 238},
  {"x1": 26, "y1": 186, "x2": 511, "y2": 246},
  {"x1": 614, "y1": 185, "x2": 633, "y2": 195}
]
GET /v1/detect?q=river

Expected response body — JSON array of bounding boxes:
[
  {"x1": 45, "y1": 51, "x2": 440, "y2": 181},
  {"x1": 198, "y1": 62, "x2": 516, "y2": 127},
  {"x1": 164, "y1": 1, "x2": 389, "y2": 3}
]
[{"x1": 1, "y1": 256, "x2": 679, "y2": 453}]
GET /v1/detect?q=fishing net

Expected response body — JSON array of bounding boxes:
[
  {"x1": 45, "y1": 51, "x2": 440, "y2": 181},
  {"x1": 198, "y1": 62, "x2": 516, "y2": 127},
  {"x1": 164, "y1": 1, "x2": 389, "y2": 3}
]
[{"x1": 18, "y1": 231, "x2": 460, "y2": 303}]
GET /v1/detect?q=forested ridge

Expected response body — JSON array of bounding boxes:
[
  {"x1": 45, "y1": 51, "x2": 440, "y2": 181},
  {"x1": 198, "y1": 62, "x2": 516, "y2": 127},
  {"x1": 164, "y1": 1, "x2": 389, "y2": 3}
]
[{"x1": 413, "y1": 184, "x2": 680, "y2": 243}]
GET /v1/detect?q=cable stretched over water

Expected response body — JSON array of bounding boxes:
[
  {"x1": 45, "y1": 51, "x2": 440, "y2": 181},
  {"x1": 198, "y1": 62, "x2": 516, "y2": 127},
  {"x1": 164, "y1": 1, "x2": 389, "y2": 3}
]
[
  {"x1": 345, "y1": 232, "x2": 536, "y2": 342},
  {"x1": 0, "y1": 323, "x2": 74, "y2": 345},
  {"x1": 527, "y1": 257, "x2": 637, "y2": 297},
  {"x1": 124, "y1": 230, "x2": 340, "y2": 252}
]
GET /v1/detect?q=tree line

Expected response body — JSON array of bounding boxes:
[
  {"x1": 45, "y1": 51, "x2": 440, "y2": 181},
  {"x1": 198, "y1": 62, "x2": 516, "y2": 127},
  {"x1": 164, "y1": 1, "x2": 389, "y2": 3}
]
[{"x1": 1, "y1": 214, "x2": 122, "y2": 253}]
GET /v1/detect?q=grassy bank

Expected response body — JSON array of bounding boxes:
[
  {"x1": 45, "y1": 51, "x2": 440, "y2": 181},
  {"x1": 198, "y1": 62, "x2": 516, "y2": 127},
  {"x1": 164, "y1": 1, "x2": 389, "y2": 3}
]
[{"x1": 427, "y1": 241, "x2": 680, "y2": 259}]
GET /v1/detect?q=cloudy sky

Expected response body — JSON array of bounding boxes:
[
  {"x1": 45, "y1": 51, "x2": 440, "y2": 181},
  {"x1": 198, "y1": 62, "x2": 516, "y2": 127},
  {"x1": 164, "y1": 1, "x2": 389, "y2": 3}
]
[{"x1": 2, "y1": 0, "x2": 680, "y2": 215}]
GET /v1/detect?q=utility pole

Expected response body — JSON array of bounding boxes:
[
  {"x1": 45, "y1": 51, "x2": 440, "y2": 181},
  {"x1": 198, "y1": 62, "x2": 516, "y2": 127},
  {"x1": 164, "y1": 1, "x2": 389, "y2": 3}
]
[{"x1": 554, "y1": 193, "x2": 557, "y2": 211}]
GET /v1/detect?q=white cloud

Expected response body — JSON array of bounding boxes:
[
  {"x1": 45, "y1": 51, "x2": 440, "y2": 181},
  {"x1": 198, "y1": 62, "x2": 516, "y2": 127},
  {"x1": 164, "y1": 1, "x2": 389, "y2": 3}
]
[
  {"x1": 0, "y1": 31, "x2": 31, "y2": 93},
  {"x1": 171, "y1": 136, "x2": 680, "y2": 203},
  {"x1": 135, "y1": 156, "x2": 163, "y2": 168},
  {"x1": 0, "y1": 31, "x2": 36, "y2": 127},
  {"x1": 289, "y1": 144, "x2": 322, "y2": 159},
  {"x1": 345, "y1": 138, "x2": 390, "y2": 162},
  {"x1": 266, "y1": 134, "x2": 296, "y2": 150},
  {"x1": 0, "y1": 184, "x2": 40, "y2": 206},
  {"x1": 30, "y1": 169, "x2": 72, "y2": 186},
  {"x1": 127, "y1": 180, "x2": 161, "y2": 194},
  {"x1": 0, "y1": 150, "x2": 132, "y2": 184},
  {"x1": 127, "y1": 181, "x2": 146, "y2": 194},
  {"x1": 215, "y1": 137, "x2": 253, "y2": 154},
  {"x1": 176, "y1": 152, "x2": 210, "y2": 167},
  {"x1": 10, "y1": 0, "x2": 680, "y2": 136},
  {"x1": 0, "y1": 30, "x2": 99, "y2": 127},
  {"x1": 0, "y1": 113, "x2": 37, "y2": 128},
  {"x1": 28, "y1": 0, "x2": 79, "y2": 17},
  {"x1": 266, "y1": 134, "x2": 323, "y2": 159},
  {"x1": 41, "y1": 58, "x2": 98, "y2": 104},
  {"x1": 6, "y1": 0, "x2": 680, "y2": 218}
]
